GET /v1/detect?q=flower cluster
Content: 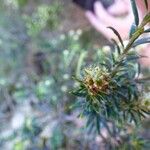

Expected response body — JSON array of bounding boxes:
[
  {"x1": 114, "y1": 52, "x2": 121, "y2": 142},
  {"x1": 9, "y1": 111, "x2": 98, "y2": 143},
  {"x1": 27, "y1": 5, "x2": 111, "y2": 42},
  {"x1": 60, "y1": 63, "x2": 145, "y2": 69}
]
[{"x1": 83, "y1": 67, "x2": 110, "y2": 96}]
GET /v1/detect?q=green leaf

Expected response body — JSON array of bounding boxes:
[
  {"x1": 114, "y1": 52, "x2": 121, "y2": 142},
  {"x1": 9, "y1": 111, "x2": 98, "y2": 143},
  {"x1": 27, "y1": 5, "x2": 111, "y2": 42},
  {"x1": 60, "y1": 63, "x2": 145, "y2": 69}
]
[
  {"x1": 144, "y1": 28, "x2": 150, "y2": 33},
  {"x1": 71, "y1": 88, "x2": 87, "y2": 97},
  {"x1": 129, "y1": 23, "x2": 137, "y2": 38},
  {"x1": 86, "y1": 117, "x2": 96, "y2": 134},
  {"x1": 99, "y1": 63, "x2": 111, "y2": 71},
  {"x1": 130, "y1": 0, "x2": 139, "y2": 26},
  {"x1": 132, "y1": 37, "x2": 150, "y2": 47},
  {"x1": 130, "y1": 111, "x2": 138, "y2": 125},
  {"x1": 126, "y1": 55, "x2": 141, "y2": 61},
  {"x1": 72, "y1": 76, "x2": 83, "y2": 83},
  {"x1": 141, "y1": 108, "x2": 150, "y2": 115},
  {"x1": 107, "y1": 27, "x2": 124, "y2": 48},
  {"x1": 116, "y1": 91, "x2": 128, "y2": 100},
  {"x1": 137, "y1": 63, "x2": 141, "y2": 77},
  {"x1": 105, "y1": 57, "x2": 113, "y2": 68},
  {"x1": 97, "y1": 93, "x2": 105, "y2": 101},
  {"x1": 96, "y1": 115, "x2": 100, "y2": 134},
  {"x1": 111, "y1": 38, "x2": 121, "y2": 55},
  {"x1": 138, "y1": 110, "x2": 146, "y2": 118},
  {"x1": 111, "y1": 52, "x2": 116, "y2": 64}
]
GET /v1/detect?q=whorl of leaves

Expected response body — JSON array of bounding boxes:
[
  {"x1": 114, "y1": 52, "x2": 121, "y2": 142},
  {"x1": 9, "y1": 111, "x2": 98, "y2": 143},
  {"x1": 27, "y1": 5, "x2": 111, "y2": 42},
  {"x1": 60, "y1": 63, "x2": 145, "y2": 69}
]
[{"x1": 72, "y1": 48, "x2": 149, "y2": 133}]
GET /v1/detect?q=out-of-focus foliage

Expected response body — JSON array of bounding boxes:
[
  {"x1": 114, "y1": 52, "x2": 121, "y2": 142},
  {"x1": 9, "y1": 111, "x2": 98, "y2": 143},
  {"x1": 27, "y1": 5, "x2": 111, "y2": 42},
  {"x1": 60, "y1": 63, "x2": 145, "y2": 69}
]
[
  {"x1": 0, "y1": 0, "x2": 149, "y2": 150},
  {"x1": 24, "y1": 2, "x2": 61, "y2": 36},
  {"x1": 0, "y1": 1, "x2": 99, "y2": 148}
]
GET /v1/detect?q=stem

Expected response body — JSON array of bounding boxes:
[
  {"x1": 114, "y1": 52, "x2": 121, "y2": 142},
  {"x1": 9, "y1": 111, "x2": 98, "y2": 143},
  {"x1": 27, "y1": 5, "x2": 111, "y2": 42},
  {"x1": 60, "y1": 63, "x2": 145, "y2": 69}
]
[
  {"x1": 123, "y1": 28, "x2": 144, "y2": 55},
  {"x1": 111, "y1": 27, "x2": 144, "y2": 77}
]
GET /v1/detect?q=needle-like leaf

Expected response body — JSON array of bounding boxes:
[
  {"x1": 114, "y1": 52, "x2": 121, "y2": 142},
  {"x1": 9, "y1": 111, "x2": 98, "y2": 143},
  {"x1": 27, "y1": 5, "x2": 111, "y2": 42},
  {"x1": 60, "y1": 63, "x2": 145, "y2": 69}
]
[
  {"x1": 108, "y1": 27, "x2": 124, "y2": 48},
  {"x1": 144, "y1": 0, "x2": 148, "y2": 10},
  {"x1": 130, "y1": 0, "x2": 139, "y2": 26}
]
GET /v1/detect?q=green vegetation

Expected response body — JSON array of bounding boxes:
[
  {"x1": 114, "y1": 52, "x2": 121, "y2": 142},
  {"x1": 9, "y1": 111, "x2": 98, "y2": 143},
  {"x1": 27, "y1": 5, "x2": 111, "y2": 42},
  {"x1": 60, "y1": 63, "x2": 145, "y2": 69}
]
[{"x1": 0, "y1": 0, "x2": 149, "y2": 149}]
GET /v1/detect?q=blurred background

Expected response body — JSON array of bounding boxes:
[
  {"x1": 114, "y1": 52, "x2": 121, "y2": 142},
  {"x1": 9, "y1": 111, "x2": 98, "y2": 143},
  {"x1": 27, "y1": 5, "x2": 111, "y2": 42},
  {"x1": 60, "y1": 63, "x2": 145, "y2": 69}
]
[{"x1": 0, "y1": 0, "x2": 149, "y2": 150}]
